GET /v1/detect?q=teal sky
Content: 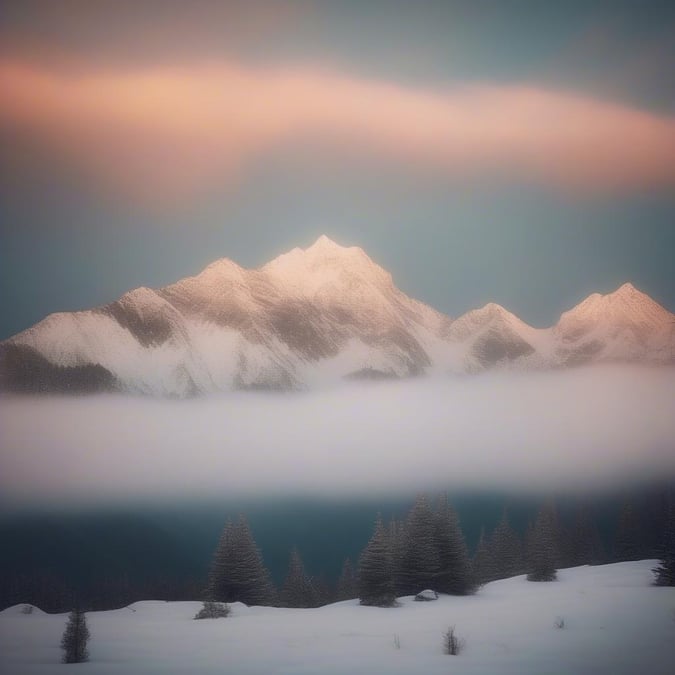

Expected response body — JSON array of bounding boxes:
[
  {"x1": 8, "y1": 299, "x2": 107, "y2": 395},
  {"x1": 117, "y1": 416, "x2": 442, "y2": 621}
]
[{"x1": 1, "y1": 0, "x2": 674, "y2": 339}]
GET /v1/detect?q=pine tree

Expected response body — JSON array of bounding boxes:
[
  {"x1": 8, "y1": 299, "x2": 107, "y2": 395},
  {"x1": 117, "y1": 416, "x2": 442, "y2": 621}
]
[
  {"x1": 527, "y1": 503, "x2": 558, "y2": 582},
  {"x1": 398, "y1": 494, "x2": 440, "y2": 595},
  {"x1": 472, "y1": 528, "x2": 491, "y2": 586},
  {"x1": 569, "y1": 505, "x2": 604, "y2": 567},
  {"x1": 206, "y1": 519, "x2": 234, "y2": 601},
  {"x1": 653, "y1": 497, "x2": 675, "y2": 586},
  {"x1": 614, "y1": 499, "x2": 643, "y2": 562},
  {"x1": 359, "y1": 514, "x2": 396, "y2": 607},
  {"x1": 280, "y1": 548, "x2": 317, "y2": 608},
  {"x1": 434, "y1": 496, "x2": 474, "y2": 595},
  {"x1": 548, "y1": 500, "x2": 564, "y2": 568},
  {"x1": 194, "y1": 600, "x2": 230, "y2": 619},
  {"x1": 388, "y1": 518, "x2": 406, "y2": 596},
  {"x1": 60, "y1": 608, "x2": 90, "y2": 664},
  {"x1": 311, "y1": 575, "x2": 335, "y2": 607},
  {"x1": 488, "y1": 510, "x2": 523, "y2": 580},
  {"x1": 206, "y1": 515, "x2": 276, "y2": 606},
  {"x1": 336, "y1": 558, "x2": 358, "y2": 601},
  {"x1": 524, "y1": 519, "x2": 536, "y2": 571}
]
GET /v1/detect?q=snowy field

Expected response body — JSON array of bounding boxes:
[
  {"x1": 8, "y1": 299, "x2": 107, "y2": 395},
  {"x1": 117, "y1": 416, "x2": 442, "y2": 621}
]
[{"x1": 1, "y1": 561, "x2": 674, "y2": 675}]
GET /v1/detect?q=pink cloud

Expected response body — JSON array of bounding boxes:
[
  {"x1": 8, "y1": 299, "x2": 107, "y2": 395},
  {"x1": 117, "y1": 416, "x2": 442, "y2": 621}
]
[{"x1": 1, "y1": 60, "x2": 674, "y2": 201}]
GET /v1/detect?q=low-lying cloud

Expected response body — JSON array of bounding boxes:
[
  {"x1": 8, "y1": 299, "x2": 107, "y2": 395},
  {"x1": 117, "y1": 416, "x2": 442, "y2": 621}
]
[
  {"x1": 1, "y1": 367, "x2": 674, "y2": 507},
  {"x1": 2, "y1": 60, "x2": 674, "y2": 201}
]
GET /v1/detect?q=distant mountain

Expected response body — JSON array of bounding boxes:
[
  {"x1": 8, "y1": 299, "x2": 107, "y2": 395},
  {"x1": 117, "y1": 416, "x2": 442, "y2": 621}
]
[{"x1": 1, "y1": 236, "x2": 673, "y2": 395}]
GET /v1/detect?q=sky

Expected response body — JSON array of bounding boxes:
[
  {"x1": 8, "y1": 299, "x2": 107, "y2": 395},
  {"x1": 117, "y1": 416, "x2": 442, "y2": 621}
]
[{"x1": 1, "y1": 0, "x2": 674, "y2": 340}]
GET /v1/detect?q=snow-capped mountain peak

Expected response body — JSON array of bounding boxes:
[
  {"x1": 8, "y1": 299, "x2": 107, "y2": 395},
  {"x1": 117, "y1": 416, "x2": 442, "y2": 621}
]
[
  {"x1": 1, "y1": 242, "x2": 673, "y2": 397},
  {"x1": 262, "y1": 235, "x2": 395, "y2": 301},
  {"x1": 556, "y1": 282, "x2": 672, "y2": 341}
]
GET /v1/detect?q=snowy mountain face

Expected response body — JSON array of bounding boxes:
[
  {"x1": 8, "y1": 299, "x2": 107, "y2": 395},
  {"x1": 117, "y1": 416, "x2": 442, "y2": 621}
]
[
  {"x1": 1, "y1": 237, "x2": 673, "y2": 395},
  {"x1": 553, "y1": 283, "x2": 675, "y2": 366}
]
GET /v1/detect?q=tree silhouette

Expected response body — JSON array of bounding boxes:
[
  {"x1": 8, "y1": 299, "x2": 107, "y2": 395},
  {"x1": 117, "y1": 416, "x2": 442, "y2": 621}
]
[
  {"x1": 206, "y1": 515, "x2": 276, "y2": 606},
  {"x1": 527, "y1": 503, "x2": 558, "y2": 582},
  {"x1": 359, "y1": 514, "x2": 396, "y2": 607},
  {"x1": 60, "y1": 608, "x2": 90, "y2": 663},
  {"x1": 280, "y1": 548, "x2": 317, "y2": 608}
]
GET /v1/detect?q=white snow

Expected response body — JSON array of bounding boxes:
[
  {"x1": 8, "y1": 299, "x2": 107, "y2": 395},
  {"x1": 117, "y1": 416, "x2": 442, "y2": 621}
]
[{"x1": 1, "y1": 561, "x2": 673, "y2": 674}]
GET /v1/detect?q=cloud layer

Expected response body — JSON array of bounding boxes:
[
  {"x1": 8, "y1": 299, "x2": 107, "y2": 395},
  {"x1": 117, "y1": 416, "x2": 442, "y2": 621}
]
[
  {"x1": 2, "y1": 60, "x2": 674, "y2": 201},
  {"x1": 1, "y1": 367, "x2": 674, "y2": 507}
]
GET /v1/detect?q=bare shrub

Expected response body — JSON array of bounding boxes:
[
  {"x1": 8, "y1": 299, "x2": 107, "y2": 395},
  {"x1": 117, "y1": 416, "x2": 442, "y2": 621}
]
[
  {"x1": 393, "y1": 634, "x2": 401, "y2": 649},
  {"x1": 554, "y1": 616, "x2": 565, "y2": 629},
  {"x1": 20, "y1": 605, "x2": 34, "y2": 615},
  {"x1": 443, "y1": 625, "x2": 465, "y2": 655}
]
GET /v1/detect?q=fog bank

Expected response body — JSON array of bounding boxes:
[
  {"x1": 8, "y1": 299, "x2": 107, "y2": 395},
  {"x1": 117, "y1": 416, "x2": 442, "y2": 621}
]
[{"x1": 1, "y1": 367, "x2": 674, "y2": 507}]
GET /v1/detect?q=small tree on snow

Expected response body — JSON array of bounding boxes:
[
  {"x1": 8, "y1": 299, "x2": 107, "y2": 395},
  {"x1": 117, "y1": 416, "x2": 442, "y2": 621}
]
[
  {"x1": 488, "y1": 510, "x2": 523, "y2": 580},
  {"x1": 397, "y1": 494, "x2": 440, "y2": 595},
  {"x1": 434, "y1": 495, "x2": 474, "y2": 595},
  {"x1": 280, "y1": 548, "x2": 317, "y2": 608},
  {"x1": 61, "y1": 608, "x2": 90, "y2": 663},
  {"x1": 194, "y1": 601, "x2": 230, "y2": 619},
  {"x1": 471, "y1": 528, "x2": 491, "y2": 586},
  {"x1": 527, "y1": 503, "x2": 558, "y2": 582},
  {"x1": 206, "y1": 515, "x2": 276, "y2": 606},
  {"x1": 336, "y1": 557, "x2": 358, "y2": 601},
  {"x1": 359, "y1": 514, "x2": 396, "y2": 607}
]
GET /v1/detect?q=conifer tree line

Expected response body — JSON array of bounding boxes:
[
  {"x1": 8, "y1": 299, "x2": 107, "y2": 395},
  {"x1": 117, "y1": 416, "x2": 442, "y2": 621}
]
[
  {"x1": 3, "y1": 488, "x2": 673, "y2": 614},
  {"x1": 202, "y1": 490, "x2": 673, "y2": 610}
]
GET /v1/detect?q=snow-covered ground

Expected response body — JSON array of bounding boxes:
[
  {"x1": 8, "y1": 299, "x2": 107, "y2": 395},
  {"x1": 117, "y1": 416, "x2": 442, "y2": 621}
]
[{"x1": 1, "y1": 561, "x2": 673, "y2": 674}]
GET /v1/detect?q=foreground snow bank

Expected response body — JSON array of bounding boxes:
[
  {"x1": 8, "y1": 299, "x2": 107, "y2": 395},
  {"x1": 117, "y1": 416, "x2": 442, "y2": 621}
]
[{"x1": 1, "y1": 561, "x2": 673, "y2": 674}]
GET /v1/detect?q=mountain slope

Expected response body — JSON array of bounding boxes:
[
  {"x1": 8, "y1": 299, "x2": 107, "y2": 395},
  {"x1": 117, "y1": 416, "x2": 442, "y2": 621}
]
[
  {"x1": 0, "y1": 238, "x2": 672, "y2": 395},
  {"x1": 554, "y1": 283, "x2": 674, "y2": 366},
  {"x1": 0, "y1": 237, "x2": 452, "y2": 394}
]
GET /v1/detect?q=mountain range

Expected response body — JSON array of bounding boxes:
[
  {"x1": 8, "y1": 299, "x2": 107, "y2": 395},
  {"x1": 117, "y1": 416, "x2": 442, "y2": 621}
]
[{"x1": 1, "y1": 235, "x2": 673, "y2": 395}]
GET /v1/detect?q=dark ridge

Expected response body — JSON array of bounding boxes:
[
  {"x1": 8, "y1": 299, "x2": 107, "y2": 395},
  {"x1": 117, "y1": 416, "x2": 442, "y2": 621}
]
[
  {"x1": 100, "y1": 296, "x2": 174, "y2": 348},
  {"x1": 558, "y1": 339, "x2": 605, "y2": 367},
  {"x1": 234, "y1": 364, "x2": 298, "y2": 391},
  {"x1": 264, "y1": 300, "x2": 337, "y2": 361},
  {"x1": 0, "y1": 343, "x2": 118, "y2": 394},
  {"x1": 344, "y1": 367, "x2": 398, "y2": 381},
  {"x1": 472, "y1": 328, "x2": 535, "y2": 365}
]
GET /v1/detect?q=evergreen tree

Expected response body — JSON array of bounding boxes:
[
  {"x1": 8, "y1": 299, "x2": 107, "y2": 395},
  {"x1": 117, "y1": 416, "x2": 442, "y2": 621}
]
[
  {"x1": 194, "y1": 601, "x2": 230, "y2": 619},
  {"x1": 387, "y1": 518, "x2": 406, "y2": 596},
  {"x1": 60, "y1": 608, "x2": 90, "y2": 664},
  {"x1": 524, "y1": 519, "x2": 536, "y2": 571},
  {"x1": 548, "y1": 500, "x2": 564, "y2": 568},
  {"x1": 652, "y1": 496, "x2": 675, "y2": 587},
  {"x1": 206, "y1": 515, "x2": 276, "y2": 606},
  {"x1": 471, "y1": 528, "x2": 491, "y2": 586},
  {"x1": 569, "y1": 505, "x2": 604, "y2": 567},
  {"x1": 434, "y1": 496, "x2": 474, "y2": 595},
  {"x1": 398, "y1": 494, "x2": 440, "y2": 595},
  {"x1": 359, "y1": 514, "x2": 396, "y2": 607},
  {"x1": 488, "y1": 510, "x2": 523, "y2": 580},
  {"x1": 527, "y1": 503, "x2": 558, "y2": 582},
  {"x1": 280, "y1": 548, "x2": 317, "y2": 608},
  {"x1": 311, "y1": 575, "x2": 335, "y2": 607},
  {"x1": 614, "y1": 499, "x2": 643, "y2": 562},
  {"x1": 336, "y1": 558, "x2": 358, "y2": 601},
  {"x1": 206, "y1": 519, "x2": 234, "y2": 601}
]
